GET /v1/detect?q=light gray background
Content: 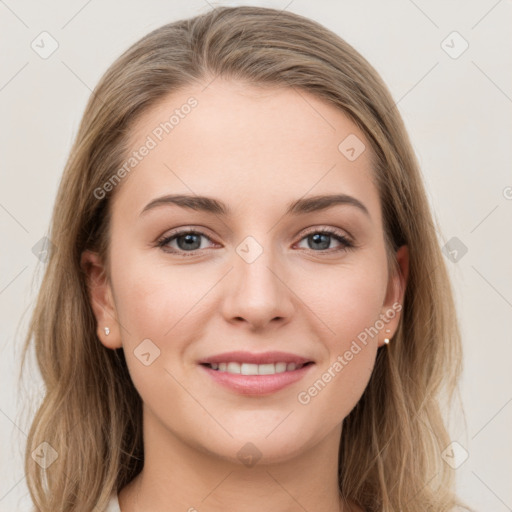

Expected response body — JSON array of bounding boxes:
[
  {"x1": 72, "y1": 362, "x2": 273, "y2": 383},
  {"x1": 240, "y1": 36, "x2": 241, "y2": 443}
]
[{"x1": 1, "y1": 1, "x2": 511, "y2": 510}]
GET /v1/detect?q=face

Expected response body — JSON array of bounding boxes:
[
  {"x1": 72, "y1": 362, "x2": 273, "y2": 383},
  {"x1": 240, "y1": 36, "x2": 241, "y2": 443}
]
[{"x1": 83, "y1": 79, "x2": 408, "y2": 464}]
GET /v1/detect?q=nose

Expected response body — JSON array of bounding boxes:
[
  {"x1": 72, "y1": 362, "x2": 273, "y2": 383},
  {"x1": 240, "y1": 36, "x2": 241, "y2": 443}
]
[{"x1": 220, "y1": 241, "x2": 295, "y2": 331}]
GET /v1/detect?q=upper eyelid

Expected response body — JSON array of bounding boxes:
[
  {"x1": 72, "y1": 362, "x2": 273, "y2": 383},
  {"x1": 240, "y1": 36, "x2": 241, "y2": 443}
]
[{"x1": 159, "y1": 225, "x2": 350, "y2": 239}]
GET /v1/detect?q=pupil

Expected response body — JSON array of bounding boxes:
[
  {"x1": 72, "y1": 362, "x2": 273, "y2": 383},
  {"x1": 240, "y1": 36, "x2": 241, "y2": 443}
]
[
  {"x1": 178, "y1": 234, "x2": 200, "y2": 250},
  {"x1": 310, "y1": 233, "x2": 329, "y2": 250}
]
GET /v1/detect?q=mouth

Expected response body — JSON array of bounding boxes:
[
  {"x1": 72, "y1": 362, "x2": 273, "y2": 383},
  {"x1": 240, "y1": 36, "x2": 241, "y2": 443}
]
[
  {"x1": 200, "y1": 361, "x2": 314, "y2": 375},
  {"x1": 197, "y1": 351, "x2": 315, "y2": 395}
]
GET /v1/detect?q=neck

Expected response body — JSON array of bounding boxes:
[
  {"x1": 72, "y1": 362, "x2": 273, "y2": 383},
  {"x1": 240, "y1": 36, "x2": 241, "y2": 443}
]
[{"x1": 118, "y1": 407, "x2": 354, "y2": 512}]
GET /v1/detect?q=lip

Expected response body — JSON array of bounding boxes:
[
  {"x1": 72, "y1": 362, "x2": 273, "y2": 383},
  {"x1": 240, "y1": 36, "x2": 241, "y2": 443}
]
[
  {"x1": 198, "y1": 350, "x2": 313, "y2": 366},
  {"x1": 198, "y1": 351, "x2": 315, "y2": 396}
]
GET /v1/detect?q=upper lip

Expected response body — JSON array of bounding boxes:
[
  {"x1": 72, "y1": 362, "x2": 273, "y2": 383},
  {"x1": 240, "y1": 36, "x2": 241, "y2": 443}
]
[{"x1": 199, "y1": 351, "x2": 314, "y2": 365}]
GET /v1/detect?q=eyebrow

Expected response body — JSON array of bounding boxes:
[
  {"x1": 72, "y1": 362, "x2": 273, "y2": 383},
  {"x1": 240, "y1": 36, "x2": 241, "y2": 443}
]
[{"x1": 140, "y1": 193, "x2": 370, "y2": 218}]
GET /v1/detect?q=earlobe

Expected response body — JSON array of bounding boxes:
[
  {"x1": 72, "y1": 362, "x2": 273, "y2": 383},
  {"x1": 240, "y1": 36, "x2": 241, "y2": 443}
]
[
  {"x1": 80, "y1": 250, "x2": 122, "y2": 349},
  {"x1": 379, "y1": 245, "x2": 409, "y2": 347}
]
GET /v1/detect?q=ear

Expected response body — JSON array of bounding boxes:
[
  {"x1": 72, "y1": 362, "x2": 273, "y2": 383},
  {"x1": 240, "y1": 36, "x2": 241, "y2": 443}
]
[
  {"x1": 80, "y1": 249, "x2": 122, "y2": 349},
  {"x1": 378, "y1": 245, "x2": 409, "y2": 347}
]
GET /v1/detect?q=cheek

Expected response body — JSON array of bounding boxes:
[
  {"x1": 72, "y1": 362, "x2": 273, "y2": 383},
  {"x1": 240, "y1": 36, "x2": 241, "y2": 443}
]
[
  {"x1": 295, "y1": 258, "x2": 387, "y2": 412},
  {"x1": 111, "y1": 248, "x2": 208, "y2": 341},
  {"x1": 109, "y1": 249, "x2": 213, "y2": 387},
  {"x1": 301, "y1": 255, "x2": 388, "y2": 344}
]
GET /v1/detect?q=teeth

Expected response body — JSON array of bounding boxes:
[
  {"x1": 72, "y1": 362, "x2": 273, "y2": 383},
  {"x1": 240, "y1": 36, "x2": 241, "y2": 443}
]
[
  {"x1": 241, "y1": 363, "x2": 258, "y2": 375},
  {"x1": 207, "y1": 361, "x2": 306, "y2": 375},
  {"x1": 227, "y1": 362, "x2": 240, "y2": 373},
  {"x1": 275, "y1": 362, "x2": 287, "y2": 373},
  {"x1": 258, "y1": 363, "x2": 275, "y2": 375}
]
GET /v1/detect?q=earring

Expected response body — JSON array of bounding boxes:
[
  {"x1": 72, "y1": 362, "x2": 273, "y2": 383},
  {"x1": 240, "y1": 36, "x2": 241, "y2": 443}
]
[
  {"x1": 104, "y1": 327, "x2": 110, "y2": 336},
  {"x1": 384, "y1": 338, "x2": 390, "y2": 344}
]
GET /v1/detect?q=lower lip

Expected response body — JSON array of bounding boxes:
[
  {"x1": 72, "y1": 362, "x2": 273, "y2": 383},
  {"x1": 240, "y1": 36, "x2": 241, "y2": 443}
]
[{"x1": 199, "y1": 363, "x2": 315, "y2": 395}]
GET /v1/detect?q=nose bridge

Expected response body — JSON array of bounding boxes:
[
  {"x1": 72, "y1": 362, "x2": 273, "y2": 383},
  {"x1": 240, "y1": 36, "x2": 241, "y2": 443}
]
[{"x1": 221, "y1": 233, "x2": 293, "y2": 327}]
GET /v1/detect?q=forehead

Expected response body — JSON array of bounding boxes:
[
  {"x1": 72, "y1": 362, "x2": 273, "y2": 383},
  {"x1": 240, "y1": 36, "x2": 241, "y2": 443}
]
[{"x1": 112, "y1": 78, "x2": 380, "y2": 223}]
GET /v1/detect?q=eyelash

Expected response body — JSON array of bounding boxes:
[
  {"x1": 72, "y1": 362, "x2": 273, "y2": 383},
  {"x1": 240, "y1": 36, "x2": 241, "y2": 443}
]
[{"x1": 156, "y1": 227, "x2": 355, "y2": 257}]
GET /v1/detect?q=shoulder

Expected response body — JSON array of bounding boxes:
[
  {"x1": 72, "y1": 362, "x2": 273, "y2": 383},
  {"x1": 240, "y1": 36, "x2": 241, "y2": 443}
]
[{"x1": 104, "y1": 491, "x2": 121, "y2": 512}]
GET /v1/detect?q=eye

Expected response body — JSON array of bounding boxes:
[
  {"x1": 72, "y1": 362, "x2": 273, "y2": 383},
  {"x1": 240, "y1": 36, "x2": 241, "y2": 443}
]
[
  {"x1": 295, "y1": 227, "x2": 354, "y2": 252},
  {"x1": 156, "y1": 226, "x2": 355, "y2": 257},
  {"x1": 157, "y1": 229, "x2": 217, "y2": 256}
]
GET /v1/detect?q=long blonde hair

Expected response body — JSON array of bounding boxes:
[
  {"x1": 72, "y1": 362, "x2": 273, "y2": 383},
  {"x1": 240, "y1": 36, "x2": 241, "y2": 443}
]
[{"x1": 22, "y1": 6, "x2": 470, "y2": 511}]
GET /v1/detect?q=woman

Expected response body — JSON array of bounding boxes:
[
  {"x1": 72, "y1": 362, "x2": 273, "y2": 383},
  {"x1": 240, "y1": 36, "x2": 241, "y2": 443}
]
[{"x1": 22, "y1": 6, "x2": 472, "y2": 512}]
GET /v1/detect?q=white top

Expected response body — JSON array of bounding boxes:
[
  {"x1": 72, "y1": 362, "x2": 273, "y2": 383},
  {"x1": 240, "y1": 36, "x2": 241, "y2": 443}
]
[{"x1": 105, "y1": 491, "x2": 121, "y2": 511}]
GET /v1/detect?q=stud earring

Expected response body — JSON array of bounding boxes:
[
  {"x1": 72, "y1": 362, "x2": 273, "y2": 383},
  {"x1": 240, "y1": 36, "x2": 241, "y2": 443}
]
[
  {"x1": 384, "y1": 338, "x2": 390, "y2": 344},
  {"x1": 104, "y1": 327, "x2": 110, "y2": 336}
]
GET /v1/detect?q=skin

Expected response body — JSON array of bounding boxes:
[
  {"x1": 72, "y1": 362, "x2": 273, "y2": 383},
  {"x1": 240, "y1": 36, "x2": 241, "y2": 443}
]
[{"x1": 82, "y1": 78, "x2": 408, "y2": 512}]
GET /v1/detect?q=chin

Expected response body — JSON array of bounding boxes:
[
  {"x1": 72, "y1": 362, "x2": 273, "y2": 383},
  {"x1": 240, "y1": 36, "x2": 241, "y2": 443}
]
[{"x1": 193, "y1": 422, "x2": 317, "y2": 466}]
